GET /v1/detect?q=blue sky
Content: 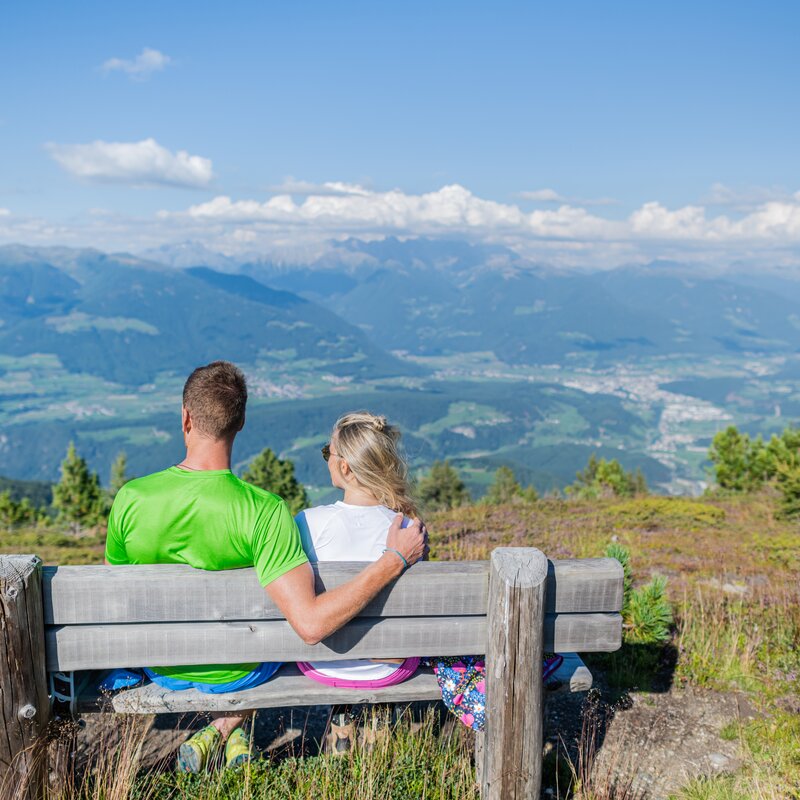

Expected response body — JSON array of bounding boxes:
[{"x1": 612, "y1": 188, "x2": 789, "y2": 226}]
[{"x1": 1, "y1": 0, "x2": 799, "y2": 266}]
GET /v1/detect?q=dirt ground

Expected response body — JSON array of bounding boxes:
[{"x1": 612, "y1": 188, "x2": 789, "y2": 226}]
[
  {"x1": 62, "y1": 685, "x2": 752, "y2": 799},
  {"x1": 549, "y1": 687, "x2": 754, "y2": 799}
]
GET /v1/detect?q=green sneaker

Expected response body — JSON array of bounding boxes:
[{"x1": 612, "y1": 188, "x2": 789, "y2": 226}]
[
  {"x1": 225, "y1": 726, "x2": 254, "y2": 769},
  {"x1": 176, "y1": 725, "x2": 221, "y2": 773}
]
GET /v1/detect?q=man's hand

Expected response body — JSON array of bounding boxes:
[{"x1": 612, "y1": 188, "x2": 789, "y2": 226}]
[{"x1": 385, "y1": 514, "x2": 428, "y2": 567}]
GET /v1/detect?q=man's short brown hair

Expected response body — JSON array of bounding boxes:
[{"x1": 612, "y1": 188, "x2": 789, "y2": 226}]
[{"x1": 183, "y1": 361, "x2": 247, "y2": 439}]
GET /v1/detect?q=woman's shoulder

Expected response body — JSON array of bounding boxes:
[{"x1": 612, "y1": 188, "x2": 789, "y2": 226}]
[
  {"x1": 373, "y1": 505, "x2": 413, "y2": 526},
  {"x1": 295, "y1": 503, "x2": 341, "y2": 527}
]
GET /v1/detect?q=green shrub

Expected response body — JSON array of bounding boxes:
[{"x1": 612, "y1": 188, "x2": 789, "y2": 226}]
[
  {"x1": 417, "y1": 461, "x2": 471, "y2": 512},
  {"x1": 608, "y1": 496, "x2": 725, "y2": 528},
  {"x1": 242, "y1": 448, "x2": 309, "y2": 515},
  {"x1": 626, "y1": 575, "x2": 673, "y2": 644},
  {"x1": 605, "y1": 541, "x2": 632, "y2": 615},
  {"x1": 484, "y1": 465, "x2": 538, "y2": 505},
  {"x1": 52, "y1": 442, "x2": 105, "y2": 529},
  {"x1": 567, "y1": 454, "x2": 647, "y2": 499},
  {"x1": 775, "y1": 459, "x2": 800, "y2": 519},
  {"x1": 708, "y1": 424, "x2": 800, "y2": 495}
]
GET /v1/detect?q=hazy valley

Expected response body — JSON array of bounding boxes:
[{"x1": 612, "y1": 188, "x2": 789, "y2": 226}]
[{"x1": 2, "y1": 238, "x2": 800, "y2": 499}]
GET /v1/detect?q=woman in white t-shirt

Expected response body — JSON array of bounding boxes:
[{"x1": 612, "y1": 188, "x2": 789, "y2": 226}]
[{"x1": 294, "y1": 411, "x2": 421, "y2": 689}]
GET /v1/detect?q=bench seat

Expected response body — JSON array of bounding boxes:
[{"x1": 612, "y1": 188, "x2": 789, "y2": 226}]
[{"x1": 76, "y1": 654, "x2": 593, "y2": 714}]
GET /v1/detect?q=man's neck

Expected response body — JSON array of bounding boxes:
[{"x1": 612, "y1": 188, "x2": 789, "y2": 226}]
[{"x1": 178, "y1": 438, "x2": 233, "y2": 471}]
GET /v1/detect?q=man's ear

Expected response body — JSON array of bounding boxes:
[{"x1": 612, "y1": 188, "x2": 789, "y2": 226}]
[{"x1": 181, "y1": 406, "x2": 192, "y2": 434}]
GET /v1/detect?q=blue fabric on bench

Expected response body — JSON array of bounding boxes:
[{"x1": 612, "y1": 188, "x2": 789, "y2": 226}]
[{"x1": 143, "y1": 661, "x2": 281, "y2": 694}]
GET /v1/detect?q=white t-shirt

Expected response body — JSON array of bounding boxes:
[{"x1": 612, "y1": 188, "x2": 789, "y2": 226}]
[{"x1": 295, "y1": 501, "x2": 410, "y2": 681}]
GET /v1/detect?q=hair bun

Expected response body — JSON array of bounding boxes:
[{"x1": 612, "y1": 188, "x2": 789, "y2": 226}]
[{"x1": 373, "y1": 415, "x2": 388, "y2": 432}]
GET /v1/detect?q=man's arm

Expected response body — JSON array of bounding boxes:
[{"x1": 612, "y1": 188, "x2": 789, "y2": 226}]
[{"x1": 265, "y1": 514, "x2": 426, "y2": 645}]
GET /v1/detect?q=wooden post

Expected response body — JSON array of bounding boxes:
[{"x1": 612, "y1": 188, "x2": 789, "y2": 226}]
[
  {"x1": 0, "y1": 555, "x2": 50, "y2": 800},
  {"x1": 480, "y1": 547, "x2": 547, "y2": 799}
]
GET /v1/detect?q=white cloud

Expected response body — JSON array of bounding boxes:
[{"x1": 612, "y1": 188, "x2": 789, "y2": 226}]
[
  {"x1": 177, "y1": 184, "x2": 531, "y2": 231},
  {"x1": 5, "y1": 180, "x2": 800, "y2": 270},
  {"x1": 101, "y1": 48, "x2": 172, "y2": 80},
  {"x1": 519, "y1": 188, "x2": 565, "y2": 203},
  {"x1": 520, "y1": 188, "x2": 618, "y2": 206},
  {"x1": 704, "y1": 182, "x2": 795, "y2": 208},
  {"x1": 149, "y1": 182, "x2": 800, "y2": 267},
  {"x1": 267, "y1": 178, "x2": 372, "y2": 196},
  {"x1": 46, "y1": 138, "x2": 213, "y2": 188},
  {"x1": 0, "y1": 208, "x2": 9, "y2": 217}
]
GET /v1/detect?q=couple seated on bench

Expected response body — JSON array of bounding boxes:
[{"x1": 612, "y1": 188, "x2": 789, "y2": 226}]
[{"x1": 104, "y1": 360, "x2": 429, "y2": 772}]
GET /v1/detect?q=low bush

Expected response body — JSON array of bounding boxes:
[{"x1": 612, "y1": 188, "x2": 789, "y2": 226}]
[{"x1": 607, "y1": 497, "x2": 725, "y2": 529}]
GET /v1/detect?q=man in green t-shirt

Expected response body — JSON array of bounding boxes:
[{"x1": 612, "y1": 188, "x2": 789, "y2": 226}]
[{"x1": 105, "y1": 361, "x2": 426, "y2": 772}]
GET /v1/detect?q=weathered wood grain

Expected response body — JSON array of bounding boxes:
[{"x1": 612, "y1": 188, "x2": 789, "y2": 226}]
[
  {"x1": 45, "y1": 611, "x2": 620, "y2": 671},
  {"x1": 545, "y1": 558, "x2": 623, "y2": 613},
  {"x1": 46, "y1": 615, "x2": 487, "y2": 671},
  {"x1": 481, "y1": 547, "x2": 547, "y2": 800},
  {"x1": 0, "y1": 555, "x2": 50, "y2": 800},
  {"x1": 42, "y1": 557, "x2": 622, "y2": 624},
  {"x1": 43, "y1": 562, "x2": 488, "y2": 623},
  {"x1": 548, "y1": 612, "x2": 621, "y2": 653}
]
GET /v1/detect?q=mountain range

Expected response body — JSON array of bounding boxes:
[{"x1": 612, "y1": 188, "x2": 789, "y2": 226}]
[{"x1": 2, "y1": 238, "x2": 799, "y2": 494}]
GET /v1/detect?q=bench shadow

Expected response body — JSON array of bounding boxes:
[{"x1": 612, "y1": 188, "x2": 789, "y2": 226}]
[{"x1": 542, "y1": 641, "x2": 678, "y2": 793}]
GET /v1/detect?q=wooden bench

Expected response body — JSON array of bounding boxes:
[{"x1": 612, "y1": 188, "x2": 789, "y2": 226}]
[{"x1": 0, "y1": 548, "x2": 623, "y2": 799}]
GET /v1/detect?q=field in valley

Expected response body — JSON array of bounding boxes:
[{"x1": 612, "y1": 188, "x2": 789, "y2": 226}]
[{"x1": 5, "y1": 349, "x2": 800, "y2": 500}]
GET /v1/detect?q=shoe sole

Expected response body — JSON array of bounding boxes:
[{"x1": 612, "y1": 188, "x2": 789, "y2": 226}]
[
  {"x1": 177, "y1": 743, "x2": 204, "y2": 773},
  {"x1": 227, "y1": 754, "x2": 251, "y2": 769}
]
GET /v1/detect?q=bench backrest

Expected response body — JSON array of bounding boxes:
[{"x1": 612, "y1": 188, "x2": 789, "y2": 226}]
[{"x1": 42, "y1": 554, "x2": 623, "y2": 672}]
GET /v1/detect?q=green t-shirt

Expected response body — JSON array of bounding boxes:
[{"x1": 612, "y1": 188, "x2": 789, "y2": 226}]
[{"x1": 105, "y1": 467, "x2": 308, "y2": 684}]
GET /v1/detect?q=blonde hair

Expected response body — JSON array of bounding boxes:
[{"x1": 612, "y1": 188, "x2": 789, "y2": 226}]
[{"x1": 333, "y1": 411, "x2": 418, "y2": 517}]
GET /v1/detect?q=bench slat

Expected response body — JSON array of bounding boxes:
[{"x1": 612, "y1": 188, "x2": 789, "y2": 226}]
[
  {"x1": 79, "y1": 665, "x2": 446, "y2": 713},
  {"x1": 42, "y1": 558, "x2": 622, "y2": 624},
  {"x1": 77, "y1": 655, "x2": 595, "y2": 714},
  {"x1": 46, "y1": 612, "x2": 620, "y2": 671}
]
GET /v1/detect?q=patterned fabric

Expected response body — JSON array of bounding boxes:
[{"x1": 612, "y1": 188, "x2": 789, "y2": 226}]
[{"x1": 427, "y1": 653, "x2": 563, "y2": 732}]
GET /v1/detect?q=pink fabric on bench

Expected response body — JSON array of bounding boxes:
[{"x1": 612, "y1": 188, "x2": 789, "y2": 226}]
[{"x1": 296, "y1": 658, "x2": 421, "y2": 689}]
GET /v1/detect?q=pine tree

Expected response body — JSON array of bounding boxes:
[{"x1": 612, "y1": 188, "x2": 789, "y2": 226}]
[
  {"x1": 0, "y1": 491, "x2": 40, "y2": 529},
  {"x1": 52, "y1": 442, "x2": 104, "y2": 529},
  {"x1": 417, "y1": 461, "x2": 471, "y2": 512},
  {"x1": 605, "y1": 543, "x2": 671, "y2": 644},
  {"x1": 242, "y1": 448, "x2": 309, "y2": 515},
  {"x1": 567, "y1": 455, "x2": 646, "y2": 499},
  {"x1": 708, "y1": 426, "x2": 751, "y2": 491},
  {"x1": 109, "y1": 451, "x2": 130, "y2": 499},
  {"x1": 485, "y1": 465, "x2": 538, "y2": 505}
]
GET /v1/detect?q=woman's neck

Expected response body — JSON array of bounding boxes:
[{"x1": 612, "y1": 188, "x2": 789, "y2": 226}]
[{"x1": 342, "y1": 484, "x2": 381, "y2": 506}]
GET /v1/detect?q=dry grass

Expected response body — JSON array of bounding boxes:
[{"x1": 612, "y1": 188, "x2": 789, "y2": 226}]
[{"x1": 3, "y1": 492, "x2": 799, "y2": 798}]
